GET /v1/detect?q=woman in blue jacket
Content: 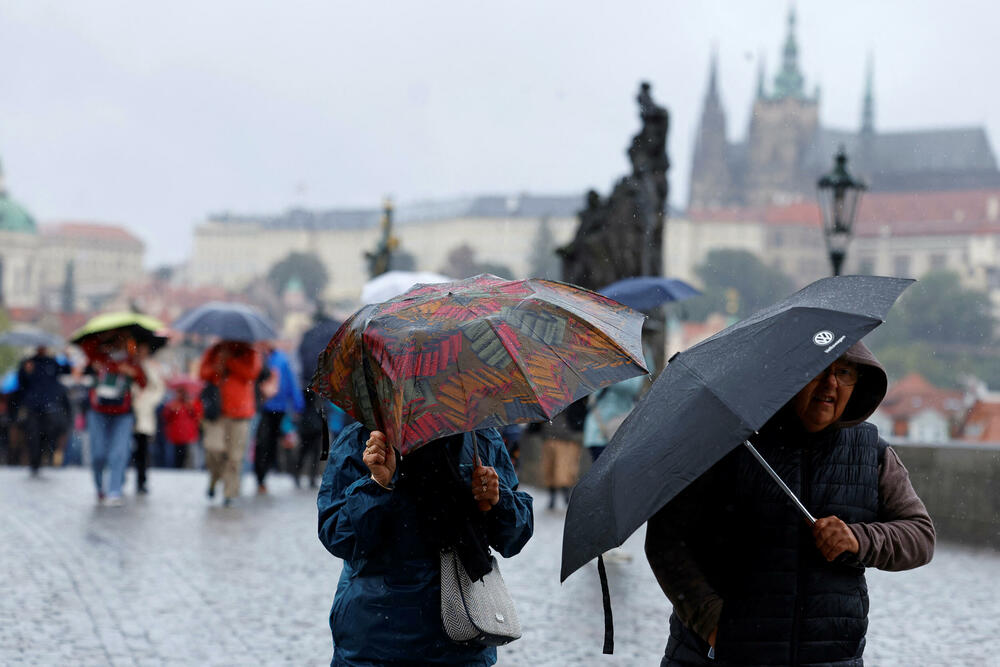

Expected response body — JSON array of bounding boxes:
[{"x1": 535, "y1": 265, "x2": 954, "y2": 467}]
[{"x1": 318, "y1": 422, "x2": 534, "y2": 666}]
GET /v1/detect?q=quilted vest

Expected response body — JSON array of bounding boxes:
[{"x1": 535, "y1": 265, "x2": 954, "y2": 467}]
[{"x1": 666, "y1": 422, "x2": 885, "y2": 667}]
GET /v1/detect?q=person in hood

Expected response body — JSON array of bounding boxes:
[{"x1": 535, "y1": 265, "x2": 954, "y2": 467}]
[
  {"x1": 645, "y1": 342, "x2": 935, "y2": 666},
  {"x1": 317, "y1": 423, "x2": 533, "y2": 666}
]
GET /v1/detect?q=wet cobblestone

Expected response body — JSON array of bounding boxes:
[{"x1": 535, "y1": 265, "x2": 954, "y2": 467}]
[{"x1": 2, "y1": 467, "x2": 998, "y2": 665}]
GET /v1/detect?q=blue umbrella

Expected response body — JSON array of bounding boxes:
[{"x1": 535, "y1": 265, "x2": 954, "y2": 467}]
[
  {"x1": 0, "y1": 328, "x2": 64, "y2": 349},
  {"x1": 172, "y1": 301, "x2": 278, "y2": 343},
  {"x1": 599, "y1": 276, "x2": 700, "y2": 311}
]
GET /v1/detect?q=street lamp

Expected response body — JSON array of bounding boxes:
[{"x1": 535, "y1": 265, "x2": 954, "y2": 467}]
[{"x1": 816, "y1": 146, "x2": 866, "y2": 276}]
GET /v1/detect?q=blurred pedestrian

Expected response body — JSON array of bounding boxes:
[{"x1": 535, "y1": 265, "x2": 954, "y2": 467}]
[
  {"x1": 254, "y1": 343, "x2": 303, "y2": 494},
  {"x1": 539, "y1": 397, "x2": 587, "y2": 510},
  {"x1": 295, "y1": 390, "x2": 347, "y2": 488},
  {"x1": 199, "y1": 341, "x2": 262, "y2": 505},
  {"x1": 16, "y1": 346, "x2": 71, "y2": 476},
  {"x1": 80, "y1": 333, "x2": 146, "y2": 505},
  {"x1": 163, "y1": 385, "x2": 203, "y2": 469},
  {"x1": 131, "y1": 340, "x2": 165, "y2": 493}
]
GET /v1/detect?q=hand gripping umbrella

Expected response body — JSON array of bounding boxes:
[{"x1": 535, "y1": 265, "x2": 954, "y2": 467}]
[
  {"x1": 560, "y1": 275, "x2": 912, "y2": 653},
  {"x1": 310, "y1": 274, "x2": 648, "y2": 456}
]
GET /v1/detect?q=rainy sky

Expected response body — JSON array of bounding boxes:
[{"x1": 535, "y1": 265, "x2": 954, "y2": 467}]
[{"x1": 1, "y1": 0, "x2": 997, "y2": 265}]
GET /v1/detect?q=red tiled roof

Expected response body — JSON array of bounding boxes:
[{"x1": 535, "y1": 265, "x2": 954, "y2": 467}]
[
  {"x1": 41, "y1": 222, "x2": 145, "y2": 247},
  {"x1": 687, "y1": 189, "x2": 1000, "y2": 238},
  {"x1": 958, "y1": 400, "x2": 1000, "y2": 442},
  {"x1": 879, "y1": 372, "x2": 965, "y2": 419}
]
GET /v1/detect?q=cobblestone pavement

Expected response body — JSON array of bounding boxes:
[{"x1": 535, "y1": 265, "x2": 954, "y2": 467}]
[{"x1": 2, "y1": 467, "x2": 999, "y2": 666}]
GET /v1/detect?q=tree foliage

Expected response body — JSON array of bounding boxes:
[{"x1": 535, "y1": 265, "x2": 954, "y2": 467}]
[
  {"x1": 0, "y1": 308, "x2": 18, "y2": 374},
  {"x1": 438, "y1": 244, "x2": 513, "y2": 280},
  {"x1": 266, "y1": 252, "x2": 329, "y2": 302},
  {"x1": 680, "y1": 249, "x2": 796, "y2": 320}
]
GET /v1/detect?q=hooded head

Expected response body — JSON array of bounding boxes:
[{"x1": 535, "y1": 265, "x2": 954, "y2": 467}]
[{"x1": 791, "y1": 340, "x2": 887, "y2": 432}]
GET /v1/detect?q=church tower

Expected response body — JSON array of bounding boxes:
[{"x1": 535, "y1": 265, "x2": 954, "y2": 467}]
[
  {"x1": 743, "y1": 7, "x2": 820, "y2": 205},
  {"x1": 688, "y1": 51, "x2": 733, "y2": 209}
]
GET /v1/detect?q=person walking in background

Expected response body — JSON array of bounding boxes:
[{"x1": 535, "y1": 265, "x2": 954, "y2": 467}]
[
  {"x1": 80, "y1": 333, "x2": 146, "y2": 506},
  {"x1": 131, "y1": 340, "x2": 165, "y2": 494},
  {"x1": 163, "y1": 384, "x2": 203, "y2": 469},
  {"x1": 538, "y1": 397, "x2": 587, "y2": 510},
  {"x1": 253, "y1": 343, "x2": 303, "y2": 494},
  {"x1": 199, "y1": 341, "x2": 262, "y2": 506},
  {"x1": 583, "y1": 374, "x2": 646, "y2": 462},
  {"x1": 295, "y1": 390, "x2": 347, "y2": 488},
  {"x1": 16, "y1": 346, "x2": 71, "y2": 477}
]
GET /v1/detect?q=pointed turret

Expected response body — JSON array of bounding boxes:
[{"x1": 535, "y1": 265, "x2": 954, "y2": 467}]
[
  {"x1": 860, "y1": 54, "x2": 875, "y2": 136},
  {"x1": 689, "y1": 51, "x2": 732, "y2": 208},
  {"x1": 756, "y1": 52, "x2": 767, "y2": 99},
  {"x1": 772, "y1": 6, "x2": 806, "y2": 100}
]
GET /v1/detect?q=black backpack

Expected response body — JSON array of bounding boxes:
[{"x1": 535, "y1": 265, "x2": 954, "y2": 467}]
[{"x1": 200, "y1": 383, "x2": 222, "y2": 421}]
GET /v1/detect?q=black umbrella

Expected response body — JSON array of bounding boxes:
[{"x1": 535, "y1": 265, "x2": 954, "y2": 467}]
[
  {"x1": 172, "y1": 301, "x2": 277, "y2": 343},
  {"x1": 298, "y1": 315, "x2": 342, "y2": 385},
  {"x1": 562, "y1": 275, "x2": 912, "y2": 581},
  {"x1": 562, "y1": 275, "x2": 911, "y2": 580}
]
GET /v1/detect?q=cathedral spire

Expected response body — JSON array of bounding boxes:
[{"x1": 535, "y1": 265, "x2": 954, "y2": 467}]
[
  {"x1": 860, "y1": 53, "x2": 875, "y2": 136},
  {"x1": 772, "y1": 5, "x2": 806, "y2": 100},
  {"x1": 707, "y1": 46, "x2": 720, "y2": 101},
  {"x1": 756, "y1": 52, "x2": 767, "y2": 99}
]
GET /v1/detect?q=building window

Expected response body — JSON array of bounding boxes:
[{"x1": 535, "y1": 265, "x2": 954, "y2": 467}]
[
  {"x1": 929, "y1": 253, "x2": 947, "y2": 271},
  {"x1": 893, "y1": 255, "x2": 911, "y2": 278}
]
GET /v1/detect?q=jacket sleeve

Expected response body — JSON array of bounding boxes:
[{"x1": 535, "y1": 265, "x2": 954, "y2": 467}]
[
  {"x1": 199, "y1": 347, "x2": 219, "y2": 383},
  {"x1": 479, "y1": 430, "x2": 534, "y2": 558},
  {"x1": 644, "y1": 470, "x2": 724, "y2": 644},
  {"x1": 281, "y1": 359, "x2": 305, "y2": 414},
  {"x1": 848, "y1": 445, "x2": 936, "y2": 571},
  {"x1": 317, "y1": 424, "x2": 397, "y2": 565}
]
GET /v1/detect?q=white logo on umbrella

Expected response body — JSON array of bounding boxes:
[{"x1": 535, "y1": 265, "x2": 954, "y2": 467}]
[{"x1": 812, "y1": 330, "x2": 834, "y2": 346}]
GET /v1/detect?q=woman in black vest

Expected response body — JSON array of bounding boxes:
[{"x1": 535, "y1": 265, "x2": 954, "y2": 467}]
[{"x1": 645, "y1": 342, "x2": 935, "y2": 666}]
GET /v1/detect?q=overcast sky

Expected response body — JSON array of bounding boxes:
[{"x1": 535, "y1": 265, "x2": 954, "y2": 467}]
[{"x1": 1, "y1": 1, "x2": 997, "y2": 265}]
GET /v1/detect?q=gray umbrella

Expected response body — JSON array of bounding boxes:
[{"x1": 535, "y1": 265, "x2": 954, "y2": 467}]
[
  {"x1": 172, "y1": 301, "x2": 278, "y2": 343},
  {"x1": 0, "y1": 328, "x2": 64, "y2": 349}
]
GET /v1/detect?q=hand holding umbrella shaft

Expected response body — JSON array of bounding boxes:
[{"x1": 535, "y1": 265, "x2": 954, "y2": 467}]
[
  {"x1": 812, "y1": 515, "x2": 859, "y2": 561},
  {"x1": 363, "y1": 431, "x2": 396, "y2": 488},
  {"x1": 472, "y1": 465, "x2": 499, "y2": 511}
]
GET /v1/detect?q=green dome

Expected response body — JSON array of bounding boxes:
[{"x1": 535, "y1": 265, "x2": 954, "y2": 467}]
[{"x1": 0, "y1": 192, "x2": 37, "y2": 234}]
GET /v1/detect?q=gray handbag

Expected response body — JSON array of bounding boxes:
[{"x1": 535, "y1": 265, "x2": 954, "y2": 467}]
[{"x1": 439, "y1": 548, "x2": 521, "y2": 646}]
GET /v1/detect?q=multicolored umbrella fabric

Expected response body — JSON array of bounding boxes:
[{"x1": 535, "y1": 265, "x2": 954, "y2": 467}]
[{"x1": 311, "y1": 274, "x2": 648, "y2": 455}]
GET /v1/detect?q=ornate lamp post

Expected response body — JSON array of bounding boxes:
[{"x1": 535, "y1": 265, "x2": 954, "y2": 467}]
[
  {"x1": 365, "y1": 197, "x2": 399, "y2": 279},
  {"x1": 816, "y1": 147, "x2": 866, "y2": 276}
]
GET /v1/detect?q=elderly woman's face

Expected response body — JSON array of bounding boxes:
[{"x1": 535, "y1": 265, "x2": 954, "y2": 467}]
[{"x1": 792, "y1": 360, "x2": 858, "y2": 432}]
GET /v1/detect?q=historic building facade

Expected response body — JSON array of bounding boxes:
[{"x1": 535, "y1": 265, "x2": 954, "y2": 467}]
[{"x1": 688, "y1": 9, "x2": 1000, "y2": 210}]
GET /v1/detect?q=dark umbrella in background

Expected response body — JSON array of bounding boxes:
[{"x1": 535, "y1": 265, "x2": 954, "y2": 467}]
[
  {"x1": 599, "y1": 276, "x2": 700, "y2": 311},
  {"x1": 172, "y1": 301, "x2": 277, "y2": 343},
  {"x1": 0, "y1": 327, "x2": 64, "y2": 349},
  {"x1": 560, "y1": 275, "x2": 912, "y2": 653}
]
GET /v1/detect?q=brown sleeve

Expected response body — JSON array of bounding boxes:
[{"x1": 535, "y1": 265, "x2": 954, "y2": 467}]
[
  {"x1": 848, "y1": 446, "x2": 936, "y2": 571},
  {"x1": 644, "y1": 480, "x2": 723, "y2": 643}
]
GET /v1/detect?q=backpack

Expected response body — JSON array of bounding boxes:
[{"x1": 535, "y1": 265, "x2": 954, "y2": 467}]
[{"x1": 200, "y1": 383, "x2": 222, "y2": 421}]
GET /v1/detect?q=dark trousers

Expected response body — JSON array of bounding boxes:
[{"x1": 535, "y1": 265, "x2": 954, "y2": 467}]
[
  {"x1": 254, "y1": 410, "x2": 285, "y2": 486},
  {"x1": 172, "y1": 445, "x2": 189, "y2": 469},
  {"x1": 133, "y1": 433, "x2": 150, "y2": 490},
  {"x1": 24, "y1": 410, "x2": 63, "y2": 472},
  {"x1": 295, "y1": 432, "x2": 321, "y2": 487}
]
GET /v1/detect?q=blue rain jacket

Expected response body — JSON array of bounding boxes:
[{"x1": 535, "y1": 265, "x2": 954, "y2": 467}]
[
  {"x1": 261, "y1": 348, "x2": 305, "y2": 414},
  {"x1": 318, "y1": 422, "x2": 534, "y2": 666}
]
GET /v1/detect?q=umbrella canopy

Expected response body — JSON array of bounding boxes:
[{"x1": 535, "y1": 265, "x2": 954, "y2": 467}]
[
  {"x1": 599, "y1": 276, "x2": 700, "y2": 311},
  {"x1": 70, "y1": 312, "x2": 166, "y2": 344},
  {"x1": 0, "y1": 327, "x2": 64, "y2": 349},
  {"x1": 311, "y1": 274, "x2": 648, "y2": 455},
  {"x1": 172, "y1": 301, "x2": 277, "y2": 343},
  {"x1": 561, "y1": 274, "x2": 912, "y2": 582},
  {"x1": 360, "y1": 270, "x2": 453, "y2": 305},
  {"x1": 298, "y1": 315, "x2": 343, "y2": 385}
]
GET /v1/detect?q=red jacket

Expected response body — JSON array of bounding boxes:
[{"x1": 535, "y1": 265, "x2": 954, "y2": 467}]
[
  {"x1": 163, "y1": 397, "x2": 203, "y2": 445},
  {"x1": 198, "y1": 342, "x2": 262, "y2": 419}
]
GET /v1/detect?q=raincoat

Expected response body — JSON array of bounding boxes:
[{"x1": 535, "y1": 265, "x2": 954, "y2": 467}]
[{"x1": 318, "y1": 422, "x2": 534, "y2": 666}]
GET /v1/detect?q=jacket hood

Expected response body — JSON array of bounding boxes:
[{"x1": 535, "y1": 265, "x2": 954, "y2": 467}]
[{"x1": 836, "y1": 340, "x2": 887, "y2": 427}]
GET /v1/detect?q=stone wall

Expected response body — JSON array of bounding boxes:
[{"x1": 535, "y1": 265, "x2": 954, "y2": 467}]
[{"x1": 894, "y1": 443, "x2": 1000, "y2": 550}]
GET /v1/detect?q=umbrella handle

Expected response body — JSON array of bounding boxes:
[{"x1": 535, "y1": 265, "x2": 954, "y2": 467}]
[{"x1": 742, "y1": 440, "x2": 817, "y2": 525}]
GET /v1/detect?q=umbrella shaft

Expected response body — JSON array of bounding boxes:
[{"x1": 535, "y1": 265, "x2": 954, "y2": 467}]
[{"x1": 742, "y1": 440, "x2": 817, "y2": 525}]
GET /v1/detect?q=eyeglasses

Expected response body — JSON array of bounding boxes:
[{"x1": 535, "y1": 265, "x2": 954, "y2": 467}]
[{"x1": 814, "y1": 364, "x2": 859, "y2": 387}]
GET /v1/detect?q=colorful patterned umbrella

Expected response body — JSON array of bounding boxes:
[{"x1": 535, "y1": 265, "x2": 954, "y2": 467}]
[{"x1": 311, "y1": 274, "x2": 648, "y2": 455}]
